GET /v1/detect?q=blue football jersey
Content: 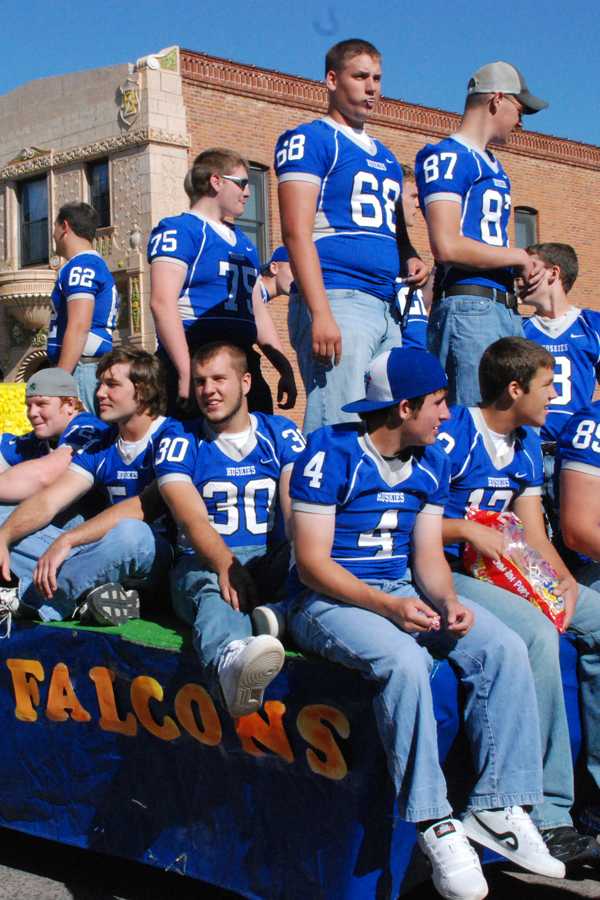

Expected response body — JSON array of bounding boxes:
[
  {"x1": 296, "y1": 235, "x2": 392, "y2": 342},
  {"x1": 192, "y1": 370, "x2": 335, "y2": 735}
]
[
  {"x1": 522, "y1": 307, "x2": 600, "y2": 442},
  {"x1": 290, "y1": 424, "x2": 449, "y2": 580},
  {"x1": 437, "y1": 406, "x2": 543, "y2": 558},
  {"x1": 395, "y1": 280, "x2": 428, "y2": 351},
  {"x1": 275, "y1": 117, "x2": 403, "y2": 303},
  {"x1": 147, "y1": 212, "x2": 260, "y2": 348},
  {"x1": 0, "y1": 411, "x2": 107, "y2": 471},
  {"x1": 415, "y1": 136, "x2": 513, "y2": 292},
  {"x1": 554, "y1": 402, "x2": 600, "y2": 565},
  {"x1": 47, "y1": 252, "x2": 119, "y2": 363},
  {"x1": 155, "y1": 412, "x2": 305, "y2": 553},
  {"x1": 69, "y1": 416, "x2": 176, "y2": 506}
]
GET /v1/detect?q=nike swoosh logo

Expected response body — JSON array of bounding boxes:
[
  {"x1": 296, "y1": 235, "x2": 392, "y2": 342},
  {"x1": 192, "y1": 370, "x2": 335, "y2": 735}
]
[
  {"x1": 515, "y1": 472, "x2": 527, "y2": 478},
  {"x1": 472, "y1": 813, "x2": 519, "y2": 851},
  {"x1": 570, "y1": 334, "x2": 586, "y2": 338}
]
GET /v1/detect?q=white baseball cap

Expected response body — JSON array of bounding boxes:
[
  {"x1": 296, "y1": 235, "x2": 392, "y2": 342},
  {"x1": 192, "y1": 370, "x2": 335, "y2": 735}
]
[{"x1": 467, "y1": 61, "x2": 548, "y2": 114}]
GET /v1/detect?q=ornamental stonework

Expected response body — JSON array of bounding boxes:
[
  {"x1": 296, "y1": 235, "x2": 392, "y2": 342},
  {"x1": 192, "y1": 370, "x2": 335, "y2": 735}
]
[
  {"x1": 111, "y1": 152, "x2": 144, "y2": 260},
  {"x1": 0, "y1": 188, "x2": 5, "y2": 262},
  {"x1": 0, "y1": 129, "x2": 189, "y2": 183},
  {"x1": 54, "y1": 165, "x2": 83, "y2": 211}
]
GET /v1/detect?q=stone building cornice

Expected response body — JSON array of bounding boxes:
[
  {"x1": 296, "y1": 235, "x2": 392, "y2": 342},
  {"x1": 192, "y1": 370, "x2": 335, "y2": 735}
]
[
  {"x1": 181, "y1": 49, "x2": 600, "y2": 171},
  {"x1": 0, "y1": 128, "x2": 190, "y2": 182}
]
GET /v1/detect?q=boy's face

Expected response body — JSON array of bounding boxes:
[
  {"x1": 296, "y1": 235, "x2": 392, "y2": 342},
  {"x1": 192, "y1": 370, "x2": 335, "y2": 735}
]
[
  {"x1": 401, "y1": 179, "x2": 420, "y2": 228},
  {"x1": 326, "y1": 53, "x2": 382, "y2": 125},
  {"x1": 402, "y1": 389, "x2": 450, "y2": 446},
  {"x1": 517, "y1": 253, "x2": 555, "y2": 304},
  {"x1": 512, "y1": 365, "x2": 556, "y2": 427}
]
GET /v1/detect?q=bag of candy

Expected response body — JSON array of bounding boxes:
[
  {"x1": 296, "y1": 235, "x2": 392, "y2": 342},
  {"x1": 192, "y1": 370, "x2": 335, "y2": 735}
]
[{"x1": 462, "y1": 507, "x2": 565, "y2": 632}]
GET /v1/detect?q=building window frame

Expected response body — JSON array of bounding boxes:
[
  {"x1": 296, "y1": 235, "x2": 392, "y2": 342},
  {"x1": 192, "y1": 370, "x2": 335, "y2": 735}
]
[
  {"x1": 19, "y1": 175, "x2": 49, "y2": 268},
  {"x1": 237, "y1": 165, "x2": 269, "y2": 263},
  {"x1": 514, "y1": 206, "x2": 538, "y2": 249},
  {"x1": 87, "y1": 158, "x2": 111, "y2": 228}
]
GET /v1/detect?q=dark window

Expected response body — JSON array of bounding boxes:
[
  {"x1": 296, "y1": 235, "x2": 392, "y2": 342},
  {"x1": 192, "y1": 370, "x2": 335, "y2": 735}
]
[
  {"x1": 238, "y1": 167, "x2": 268, "y2": 263},
  {"x1": 88, "y1": 159, "x2": 110, "y2": 227},
  {"x1": 515, "y1": 206, "x2": 538, "y2": 249},
  {"x1": 19, "y1": 176, "x2": 48, "y2": 267}
]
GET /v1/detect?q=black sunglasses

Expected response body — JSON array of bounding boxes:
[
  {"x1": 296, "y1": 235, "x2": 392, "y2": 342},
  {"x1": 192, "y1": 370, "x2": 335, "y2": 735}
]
[{"x1": 222, "y1": 175, "x2": 249, "y2": 190}]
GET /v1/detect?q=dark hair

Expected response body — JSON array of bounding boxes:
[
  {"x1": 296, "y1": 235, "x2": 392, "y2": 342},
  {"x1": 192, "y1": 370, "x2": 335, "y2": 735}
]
[
  {"x1": 527, "y1": 242, "x2": 579, "y2": 293},
  {"x1": 325, "y1": 39, "x2": 380, "y2": 76},
  {"x1": 359, "y1": 393, "x2": 430, "y2": 427},
  {"x1": 191, "y1": 341, "x2": 249, "y2": 376},
  {"x1": 401, "y1": 163, "x2": 416, "y2": 181},
  {"x1": 184, "y1": 148, "x2": 248, "y2": 205},
  {"x1": 479, "y1": 337, "x2": 554, "y2": 405},
  {"x1": 96, "y1": 346, "x2": 166, "y2": 416},
  {"x1": 56, "y1": 202, "x2": 99, "y2": 241}
]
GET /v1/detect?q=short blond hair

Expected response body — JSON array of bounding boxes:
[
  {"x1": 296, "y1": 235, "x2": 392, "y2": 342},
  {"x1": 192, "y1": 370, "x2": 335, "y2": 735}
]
[{"x1": 184, "y1": 148, "x2": 248, "y2": 205}]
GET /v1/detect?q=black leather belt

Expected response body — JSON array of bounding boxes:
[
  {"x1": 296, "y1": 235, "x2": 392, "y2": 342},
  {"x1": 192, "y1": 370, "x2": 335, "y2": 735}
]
[{"x1": 438, "y1": 284, "x2": 518, "y2": 311}]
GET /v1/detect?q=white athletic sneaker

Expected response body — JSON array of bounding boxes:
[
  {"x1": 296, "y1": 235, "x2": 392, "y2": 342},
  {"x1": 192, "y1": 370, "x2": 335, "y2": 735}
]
[
  {"x1": 0, "y1": 587, "x2": 20, "y2": 639},
  {"x1": 417, "y1": 818, "x2": 488, "y2": 900},
  {"x1": 463, "y1": 806, "x2": 566, "y2": 879},
  {"x1": 251, "y1": 603, "x2": 286, "y2": 639},
  {"x1": 217, "y1": 635, "x2": 285, "y2": 718}
]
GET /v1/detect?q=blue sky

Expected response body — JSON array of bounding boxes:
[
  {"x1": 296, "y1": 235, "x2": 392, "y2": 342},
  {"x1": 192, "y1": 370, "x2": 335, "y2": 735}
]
[{"x1": 3, "y1": 0, "x2": 597, "y2": 146}]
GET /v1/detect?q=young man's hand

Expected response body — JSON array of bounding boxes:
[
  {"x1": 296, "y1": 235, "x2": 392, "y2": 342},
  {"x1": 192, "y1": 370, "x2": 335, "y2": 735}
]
[
  {"x1": 33, "y1": 534, "x2": 73, "y2": 599},
  {"x1": 464, "y1": 521, "x2": 505, "y2": 561},
  {"x1": 404, "y1": 257, "x2": 430, "y2": 289},
  {"x1": 386, "y1": 595, "x2": 441, "y2": 633},
  {"x1": 556, "y1": 575, "x2": 579, "y2": 630},
  {"x1": 443, "y1": 597, "x2": 474, "y2": 636},
  {"x1": 311, "y1": 310, "x2": 342, "y2": 365},
  {"x1": 218, "y1": 557, "x2": 257, "y2": 613}
]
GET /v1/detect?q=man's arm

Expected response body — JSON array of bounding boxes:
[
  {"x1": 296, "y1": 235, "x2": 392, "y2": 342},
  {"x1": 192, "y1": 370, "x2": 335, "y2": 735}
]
[
  {"x1": 0, "y1": 446, "x2": 73, "y2": 502},
  {"x1": 425, "y1": 201, "x2": 542, "y2": 278},
  {"x1": 559, "y1": 469, "x2": 600, "y2": 560},
  {"x1": 412, "y1": 511, "x2": 473, "y2": 635},
  {"x1": 159, "y1": 481, "x2": 255, "y2": 611},
  {"x1": 442, "y1": 516, "x2": 505, "y2": 560},
  {"x1": 395, "y1": 201, "x2": 429, "y2": 289},
  {"x1": 278, "y1": 468, "x2": 293, "y2": 539},
  {"x1": 149, "y1": 260, "x2": 190, "y2": 400},
  {"x1": 293, "y1": 510, "x2": 439, "y2": 633},
  {"x1": 57, "y1": 299, "x2": 94, "y2": 373},
  {"x1": 0, "y1": 470, "x2": 90, "y2": 581},
  {"x1": 514, "y1": 493, "x2": 578, "y2": 628},
  {"x1": 252, "y1": 281, "x2": 297, "y2": 409},
  {"x1": 278, "y1": 180, "x2": 341, "y2": 364},
  {"x1": 33, "y1": 483, "x2": 165, "y2": 599}
]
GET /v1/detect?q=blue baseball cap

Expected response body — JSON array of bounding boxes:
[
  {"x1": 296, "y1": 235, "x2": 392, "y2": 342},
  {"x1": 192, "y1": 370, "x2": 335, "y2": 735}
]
[
  {"x1": 260, "y1": 245, "x2": 289, "y2": 273},
  {"x1": 342, "y1": 348, "x2": 448, "y2": 414}
]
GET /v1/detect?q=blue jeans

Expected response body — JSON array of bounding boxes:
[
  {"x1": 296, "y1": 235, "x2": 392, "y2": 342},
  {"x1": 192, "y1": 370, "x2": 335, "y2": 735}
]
[
  {"x1": 288, "y1": 578, "x2": 543, "y2": 822},
  {"x1": 289, "y1": 289, "x2": 403, "y2": 434},
  {"x1": 428, "y1": 295, "x2": 524, "y2": 407},
  {"x1": 170, "y1": 545, "x2": 263, "y2": 691},
  {"x1": 453, "y1": 571, "x2": 600, "y2": 827},
  {"x1": 4, "y1": 517, "x2": 171, "y2": 621},
  {"x1": 73, "y1": 360, "x2": 99, "y2": 414}
]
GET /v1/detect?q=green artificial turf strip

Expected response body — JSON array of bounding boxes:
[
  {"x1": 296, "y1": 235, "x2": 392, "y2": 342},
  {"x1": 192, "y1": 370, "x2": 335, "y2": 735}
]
[{"x1": 40, "y1": 617, "x2": 304, "y2": 657}]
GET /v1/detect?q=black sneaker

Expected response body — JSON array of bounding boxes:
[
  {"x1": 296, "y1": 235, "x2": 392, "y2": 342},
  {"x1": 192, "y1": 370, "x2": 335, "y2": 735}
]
[
  {"x1": 78, "y1": 583, "x2": 140, "y2": 626},
  {"x1": 541, "y1": 826, "x2": 600, "y2": 870}
]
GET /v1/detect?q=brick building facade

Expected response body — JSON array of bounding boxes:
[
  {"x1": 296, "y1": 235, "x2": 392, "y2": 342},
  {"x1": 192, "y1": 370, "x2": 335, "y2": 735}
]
[{"x1": 1, "y1": 46, "x2": 599, "y2": 427}]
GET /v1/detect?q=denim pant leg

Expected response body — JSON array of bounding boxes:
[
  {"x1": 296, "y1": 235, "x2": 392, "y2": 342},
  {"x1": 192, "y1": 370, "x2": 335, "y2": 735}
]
[
  {"x1": 293, "y1": 290, "x2": 397, "y2": 434},
  {"x1": 171, "y1": 548, "x2": 257, "y2": 691},
  {"x1": 451, "y1": 574, "x2": 568, "y2": 825},
  {"x1": 73, "y1": 361, "x2": 99, "y2": 414},
  {"x1": 4, "y1": 523, "x2": 67, "y2": 611},
  {"x1": 288, "y1": 585, "x2": 451, "y2": 822},
  {"x1": 21, "y1": 519, "x2": 170, "y2": 621},
  {"x1": 564, "y1": 583, "x2": 600, "y2": 798},
  {"x1": 427, "y1": 296, "x2": 524, "y2": 407}
]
